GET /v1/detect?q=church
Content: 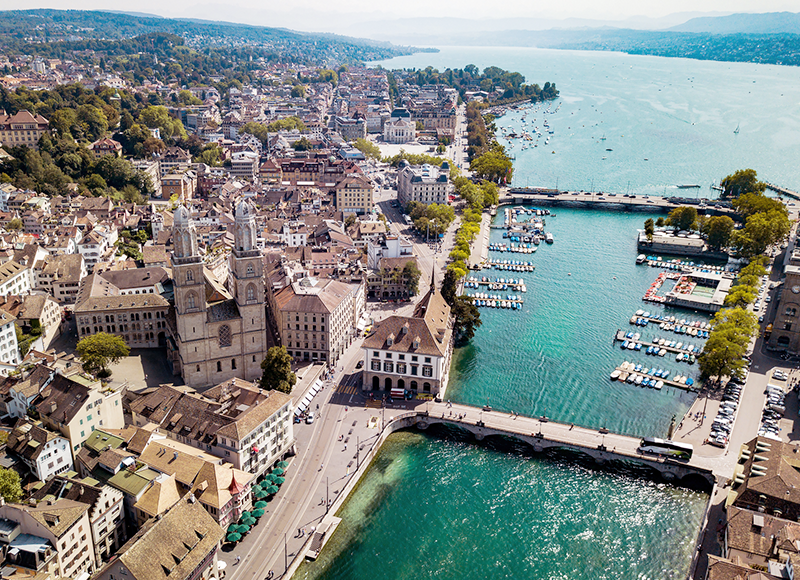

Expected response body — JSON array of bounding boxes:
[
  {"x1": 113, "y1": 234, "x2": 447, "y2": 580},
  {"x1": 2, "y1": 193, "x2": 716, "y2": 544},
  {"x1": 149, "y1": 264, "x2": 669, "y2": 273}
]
[{"x1": 167, "y1": 200, "x2": 268, "y2": 389}]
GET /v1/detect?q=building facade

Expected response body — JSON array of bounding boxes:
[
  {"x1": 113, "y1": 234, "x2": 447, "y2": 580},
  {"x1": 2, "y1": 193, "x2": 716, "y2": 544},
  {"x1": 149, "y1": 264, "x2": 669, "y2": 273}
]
[
  {"x1": 383, "y1": 118, "x2": 415, "y2": 144},
  {"x1": 769, "y1": 264, "x2": 800, "y2": 353},
  {"x1": 0, "y1": 110, "x2": 49, "y2": 149},
  {"x1": 170, "y1": 201, "x2": 268, "y2": 388},
  {"x1": 334, "y1": 173, "x2": 374, "y2": 215},
  {"x1": 397, "y1": 160, "x2": 452, "y2": 206}
]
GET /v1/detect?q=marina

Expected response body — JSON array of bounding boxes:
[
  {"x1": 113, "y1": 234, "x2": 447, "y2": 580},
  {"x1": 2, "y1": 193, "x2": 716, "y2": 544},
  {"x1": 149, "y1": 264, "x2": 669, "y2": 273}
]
[
  {"x1": 465, "y1": 293, "x2": 525, "y2": 309},
  {"x1": 628, "y1": 310, "x2": 711, "y2": 337},
  {"x1": 482, "y1": 259, "x2": 536, "y2": 272},
  {"x1": 465, "y1": 277, "x2": 527, "y2": 292},
  {"x1": 614, "y1": 330, "x2": 703, "y2": 360},
  {"x1": 488, "y1": 242, "x2": 538, "y2": 254},
  {"x1": 610, "y1": 361, "x2": 698, "y2": 391}
]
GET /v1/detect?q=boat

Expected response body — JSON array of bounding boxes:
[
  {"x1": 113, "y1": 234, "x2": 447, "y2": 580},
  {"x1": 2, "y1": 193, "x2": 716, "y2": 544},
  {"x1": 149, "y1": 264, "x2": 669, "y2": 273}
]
[
  {"x1": 734, "y1": 123, "x2": 740, "y2": 134},
  {"x1": 655, "y1": 381, "x2": 664, "y2": 390},
  {"x1": 545, "y1": 233, "x2": 554, "y2": 244},
  {"x1": 610, "y1": 370, "x2": 621, "y2": 380},
  {"x1": 636, "y1": 254, "x2": 647, "y2": 264},
  {"x1": 677, "y1": 184, "x2": 701, "y2": 189}
]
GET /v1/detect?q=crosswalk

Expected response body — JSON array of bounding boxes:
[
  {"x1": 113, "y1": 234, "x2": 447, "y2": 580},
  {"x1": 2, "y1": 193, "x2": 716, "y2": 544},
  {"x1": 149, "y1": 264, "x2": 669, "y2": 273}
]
[
  {"x1": 337, "y1": 384, "x2": 358, "y2": 395},
  {"x1": 365, "y1": 399, "x2": 382, "y2": 409}
]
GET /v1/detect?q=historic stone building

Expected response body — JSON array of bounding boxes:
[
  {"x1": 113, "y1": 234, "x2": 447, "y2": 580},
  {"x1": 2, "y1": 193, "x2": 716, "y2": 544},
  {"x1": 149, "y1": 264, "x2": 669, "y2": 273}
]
[{"x1": 168, "y1": 201, "x2": 267, "y2": 388}]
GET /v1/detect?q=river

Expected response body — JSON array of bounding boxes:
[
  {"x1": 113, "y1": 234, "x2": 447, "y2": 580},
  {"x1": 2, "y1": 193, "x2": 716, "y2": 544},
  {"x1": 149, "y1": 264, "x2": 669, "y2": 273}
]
[{"x1": 295, "y1": 46, "x2": 800, "y2": 579}]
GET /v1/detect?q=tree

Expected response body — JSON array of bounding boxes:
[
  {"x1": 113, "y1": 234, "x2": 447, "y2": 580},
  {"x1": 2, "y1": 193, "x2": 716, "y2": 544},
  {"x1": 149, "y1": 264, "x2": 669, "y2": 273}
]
[
  {"x1": 293, "y1": 137, "x2": 312, "y2": 151},
  {"x1": 291, "y1": 84, "x2": 306, "y2": 99},
  {"x1": 469, "y1": 145, "x2": 513, "y2": 183},
  {"x1": 441, "y1": 269, "x2": 458, "y2": 306},
  {"x1": 703, "y1": 215, "x2": 735, "y2": 250},
  {"x1": 732, "y1": 191, "x2": 786, "y2": 218},
  {"x1": 402, "y1": 260, "x2": 421, "y2": 296},
  {"x1": 720, "y1": 168, "x2": 765, "y2": 199},
  {"x1": 731, "y1": 209, "x2": 791, "y2": 258},
  {"x1": 668, "y1": 206, "x2": 698, "y2": 231},
  {"x1": 655, "y1": 217, "x2": 665, "y2": 227},
  {"x1": 76, "y1": 332, "x2": 130, "y2": 377},
  {"x1": 0, "y1": 466, "x2": 23, "y2": 503},
  {"x1": 698, "y1": 307, "x2": 757, "y2": 381},
  {"x1": 644, "y1": 218, "x2": 654, "y2": 241},
  {"x1": 452, "y1": 296, "x2": 482, "y2": 344},
  {"x1": 6, "y1": 217, "x2": 21, "y2": 231},
  {"x1": 260, "y1": 346, "x2": 297, "y2": 393},
  {"x1": 138, "y1": 105, "x2": 186, "y2": 140},
  {"x1": 353, "y1": 138, "x2": 381, "y2": 160}
]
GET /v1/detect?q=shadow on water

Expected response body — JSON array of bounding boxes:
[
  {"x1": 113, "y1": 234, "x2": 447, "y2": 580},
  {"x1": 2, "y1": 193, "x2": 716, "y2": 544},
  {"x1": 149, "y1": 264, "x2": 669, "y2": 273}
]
[{"x1": 416, "y1": 423, "x2": 712, "y2": 492}]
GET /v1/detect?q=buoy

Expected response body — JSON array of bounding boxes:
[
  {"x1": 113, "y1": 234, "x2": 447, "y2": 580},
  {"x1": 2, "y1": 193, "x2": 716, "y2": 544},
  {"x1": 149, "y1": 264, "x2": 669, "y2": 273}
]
[{"x1": 568, "y1": 273, "x2": 572, "y2": 276}]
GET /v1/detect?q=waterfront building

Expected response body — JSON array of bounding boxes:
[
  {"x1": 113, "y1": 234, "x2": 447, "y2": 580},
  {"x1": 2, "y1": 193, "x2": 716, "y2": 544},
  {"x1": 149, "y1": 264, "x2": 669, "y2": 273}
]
[
  {"x1": 769, "y1": 264, "x2": 800, "y2": 353},
  {"x1": 361, "y1": 280, "x2": 452, "y2": 396},
  {"x1": 397, "y1": 160, "x2": 452, "y2": 206}
]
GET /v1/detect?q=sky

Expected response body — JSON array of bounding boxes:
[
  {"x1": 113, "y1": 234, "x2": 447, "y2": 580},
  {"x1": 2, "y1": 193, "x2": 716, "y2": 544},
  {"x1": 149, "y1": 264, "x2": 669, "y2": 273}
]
[{"x1": 1, "y1": 0, "x2": 797, "y2": 33}]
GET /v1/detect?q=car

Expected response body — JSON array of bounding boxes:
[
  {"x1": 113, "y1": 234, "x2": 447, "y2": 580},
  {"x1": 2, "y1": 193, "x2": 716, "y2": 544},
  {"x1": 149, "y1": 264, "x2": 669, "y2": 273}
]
[
  {"x1": 759, "y1": 315, "x2": 765, "y2": 323},
  {"x1": 356, "y1": 360, "x2": 364, "y2": 369},
  {"x1": 305, "y1": 412, "x2": 316, "y2": 424},
  {"x1": 765, "y1": 296, "x2": 772, "y2": 302}
]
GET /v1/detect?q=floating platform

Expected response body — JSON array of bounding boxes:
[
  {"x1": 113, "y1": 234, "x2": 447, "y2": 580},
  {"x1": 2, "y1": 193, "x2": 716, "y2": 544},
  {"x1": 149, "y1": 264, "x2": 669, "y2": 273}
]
[
  {"x1": 484, "y1": 260, "x2": 536, "y2": 272},
  {"x1": 488, "y1": 243, "x2": 538, "y2": 254},
  {"x1": 465, "y1": 278, "x2": 527, "y2": 292},
  {"x1": 628, "y1": 314, "x2": 710, "y2": 337},
  {"x1": 614, "y1": 331, "x2": 702, "y2": 362}
]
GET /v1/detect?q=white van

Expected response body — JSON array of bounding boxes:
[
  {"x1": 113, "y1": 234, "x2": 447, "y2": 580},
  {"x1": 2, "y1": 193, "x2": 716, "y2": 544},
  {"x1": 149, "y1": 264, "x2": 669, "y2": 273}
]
[{"x1": 305, "y1": 412, "x2": 316, "y2": 424}]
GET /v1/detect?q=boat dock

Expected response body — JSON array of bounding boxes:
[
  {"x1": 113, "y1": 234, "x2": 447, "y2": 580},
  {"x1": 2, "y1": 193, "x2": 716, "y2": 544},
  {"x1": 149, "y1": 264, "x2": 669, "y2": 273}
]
[
  {"x1": 484, "y1": 260, "x2": 535, "y2": 272},
  {"x1": 488, "y1": 243, "x2": 538, "y2": 254},
  {"x1": 466, "y1": 277, "x2": 527, "y2": 291},
  {"x1": 765, "y1": 182, "x2": 800, "y2": 201},
  {"x1": 610, "y1": 363, "x2": 698, "y2": 391},
  {"x1": 628, "y1": 313, "x2": 710, "y2": 337},
  {"x1": 614, "y1": 331, "x2": 701, "y2": 358},
  {"x1": 466, "y1": 294, "x2": 525, "y2": 309}
]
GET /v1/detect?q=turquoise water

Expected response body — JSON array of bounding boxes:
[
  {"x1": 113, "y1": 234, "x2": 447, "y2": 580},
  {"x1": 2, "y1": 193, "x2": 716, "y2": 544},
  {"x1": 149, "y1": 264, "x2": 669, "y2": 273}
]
[
  {"x1": 296, "y1": 432, "x2": 708, "y2": 580},
  {"x1": 449, "y1": 207, "x2": 705, "y2": 437},
  {"x1": 288, "y1": 47, "x2": 800, "y2": 580}
]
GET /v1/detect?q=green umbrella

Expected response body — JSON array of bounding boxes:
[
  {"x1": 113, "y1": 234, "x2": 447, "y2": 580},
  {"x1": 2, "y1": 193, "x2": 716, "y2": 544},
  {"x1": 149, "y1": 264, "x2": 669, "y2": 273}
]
[
  {"x1": 276, "y1": 460, "x2": 289, "y2": 469},
  {"x1": 264, "y1": 474, "x2": 278, "y2": 482},
  {"x1": 251, "y1": 508, "x2": 265, "y2": 518},
  {"x1": 265, "y1": 484, "x2": 279, "y2": 495},
  {"x1": 254, "y1": 500, "x2": 268, "y2": 509},
  {"x1": 241, "y1": 517, "x2": 256, "y2": 527},
  {"x1": 271, "y1": 467, "x2": 285, "y2": 476},
  {"x1": 226, "y1": 532, "x2": 242, "y2": 543},
  {"x1": 240, "y1": 510, "x2": 251, "y2": 518},
  {"x1": 236, "y1": 524, "x2": 250, "y2": 534},
  {"x1": 260, "y1": 480, "x2": 273, "y2": 489},
  {"x1": 254, "y1": 488, "x2": 267, "y2": 499},
  {"x1": 227, "y1": 523, "x2": 239, "y2": 533},
  {"x1": 273, "y1": 477, "x2": 285, "y2": 486}
]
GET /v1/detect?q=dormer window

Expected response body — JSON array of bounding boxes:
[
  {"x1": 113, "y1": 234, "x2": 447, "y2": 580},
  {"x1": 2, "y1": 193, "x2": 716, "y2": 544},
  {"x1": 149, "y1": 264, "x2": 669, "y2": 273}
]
[
  {"x1": 412, "y1": 336, "x2": 420, "y2": 349},
  {"x1": 386, "y1": 333, "x2": 395, "y2": 346}
]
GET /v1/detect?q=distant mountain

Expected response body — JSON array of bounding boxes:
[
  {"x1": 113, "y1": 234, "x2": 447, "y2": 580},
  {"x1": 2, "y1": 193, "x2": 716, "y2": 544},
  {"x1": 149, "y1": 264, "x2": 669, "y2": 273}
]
[{"x1": 670, "y1": 11, "x2": 800, "y2": 34}]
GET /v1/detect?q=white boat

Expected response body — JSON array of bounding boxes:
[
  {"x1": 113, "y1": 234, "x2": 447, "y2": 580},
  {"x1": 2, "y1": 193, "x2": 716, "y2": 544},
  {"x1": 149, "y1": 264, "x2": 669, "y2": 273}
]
[
  {"x1": 655, "y1": 381, "x2": 664, "y2": 390},
  {"x1": 611, "y1": 370, "x2": 621, "y2": 380},
  {"x1": 636, "y1": 254, "x2": 647, "y2": 264}
]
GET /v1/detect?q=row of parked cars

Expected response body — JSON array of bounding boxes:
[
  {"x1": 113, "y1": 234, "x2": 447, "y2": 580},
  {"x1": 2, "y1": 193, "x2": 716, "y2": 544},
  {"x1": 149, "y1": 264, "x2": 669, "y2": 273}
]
[
  {"x1": 709, "y1": 376, "x2": 744, "y2": 448},
  {"x1": 759, "y1": 370, "x2": 788, "y2": 441}
]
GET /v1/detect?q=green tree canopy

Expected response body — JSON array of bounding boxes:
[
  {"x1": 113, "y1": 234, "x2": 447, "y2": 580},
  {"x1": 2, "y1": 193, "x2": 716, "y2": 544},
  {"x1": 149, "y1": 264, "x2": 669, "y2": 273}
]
[
  {"x1": 452, "y1": 296, "x2": 482, "y2": 344},
  {"x1": 469, "y1": 145, "x2": 513, "y2": 183},
  {"x1": 667, "y1": 206, "x2": 698, "y2": 231},
  {"x1": 353, "y1": 138, "x2": 381, "y2": 160},
  {"x1": 138, "y1": 105, "x2": 186, "y2": 140},
  {"x1": 260, "y1": 346, "x2": 297, "y2": 393},
  {"x1": 732, "y1": 191, "x2": 786, "y2": 218},
  {"x1": 76, "y1": 332, "x2": 130, "y2": 376},
  {"x1": 0, "y1": 466, "x2": 23, "y2": 503},
  {"x1": 441, "y1": 269, "x2": 458, "y2": 306},
  {"x1": 731, "y1": 209, "x2": 791, "y2": 258},
  {"x1": 721, "y1": 168, "x2": 765, "y2": 199},
  {"x1": 703, "y1": 215, "x2": 735, "y2": 250},
  {"x1": 644, "y1": 218, "x2": 654, "y2": 241},
  {"x1": 402, "y1": 260, "x2": 421, "y2": 295}
]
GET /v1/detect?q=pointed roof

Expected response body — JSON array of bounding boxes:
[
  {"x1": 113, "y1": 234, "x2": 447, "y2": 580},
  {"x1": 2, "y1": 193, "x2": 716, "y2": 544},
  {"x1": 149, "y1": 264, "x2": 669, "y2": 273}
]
[{"x1": 228, "y1": 471, "x2": 244, "y2": 495}]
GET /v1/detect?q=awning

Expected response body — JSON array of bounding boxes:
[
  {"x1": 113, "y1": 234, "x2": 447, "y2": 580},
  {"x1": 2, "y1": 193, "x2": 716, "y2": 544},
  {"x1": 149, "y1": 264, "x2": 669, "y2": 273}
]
[
  {"x1": 390, "y1": 388, "x2": 404, "y2": 398},
  {"x1": 301, "y1": 394, "x2": 313, "y2": 407}
]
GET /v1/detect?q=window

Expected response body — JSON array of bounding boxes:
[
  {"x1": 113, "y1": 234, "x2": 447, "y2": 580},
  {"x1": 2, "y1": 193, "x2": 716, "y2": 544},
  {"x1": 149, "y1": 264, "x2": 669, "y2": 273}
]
[
  {"x1": 217, "y1": 361, "x2": 222, "y2": 372},
  {"x1": 186, "y1": 270, "x2": 193, "y2": 282},
  {"x1": 219, "y1": 325, "x2": 232, "y2": 347},
  {"x1": 232, "y1": 359, "x2": 237, "y2": 370},
  {"x1": 383, "y1": 361, "x2": 394, "y2": 373},
  {"x1": 412, "y1": 356, "x2": 418, "y2": 362},
  {"x1": 425, "y1": 357, "x2": 431, "y2": 363},
  {"x1": 187, "y1": 292, "x2": 196, "y2": 309},
  {"x1": 373, "y1": 351, "x2": 380, "y2": 358},
  {"x1": 397, "y1": 363, "x2": 407, "y2": 374},
  {"x1": 246, "y1": 284, "x2": 256, "y2": 301},
  {"x1": 423, "y1": 366, "x2": 433, "y2": 377}
]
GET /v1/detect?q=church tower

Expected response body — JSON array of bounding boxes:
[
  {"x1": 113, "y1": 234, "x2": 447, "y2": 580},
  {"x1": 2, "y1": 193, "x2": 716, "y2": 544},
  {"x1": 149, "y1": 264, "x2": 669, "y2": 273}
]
[
  {"x1": 171, "y1": 205, "x2": 209, "y2": 384},
  {"x1": 230, "y1": 199, "x2": 268, "y2": 382}
]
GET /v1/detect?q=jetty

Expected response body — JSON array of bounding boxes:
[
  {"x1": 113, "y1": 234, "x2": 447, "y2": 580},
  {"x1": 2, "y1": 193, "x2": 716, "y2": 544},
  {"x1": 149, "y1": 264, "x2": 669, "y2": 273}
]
[
  {"x1": 488, "y1": 243, "x2": 538, "y2": 254},
  {"x1": 765, "y1": 182, "x2": 800, "y2": 201},
  {"x1": 466, "y1": 278, "x2": 527, "y2": 291},
  {"x1": 610, "y1": 363, "x2": 697, "y2": 391},
  {"x1": 484, "y1": 260, "x2": 535, "y2": 272},
  {"x1": 614, "y1": 331, "x2": 702, "y2": 357}
]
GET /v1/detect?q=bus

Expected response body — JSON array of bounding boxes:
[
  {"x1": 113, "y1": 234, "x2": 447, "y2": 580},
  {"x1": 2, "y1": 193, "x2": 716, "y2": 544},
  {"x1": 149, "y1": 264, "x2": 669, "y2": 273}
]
[{"x1": 639, "y1": 437, "x2": 693, "y2": 460}]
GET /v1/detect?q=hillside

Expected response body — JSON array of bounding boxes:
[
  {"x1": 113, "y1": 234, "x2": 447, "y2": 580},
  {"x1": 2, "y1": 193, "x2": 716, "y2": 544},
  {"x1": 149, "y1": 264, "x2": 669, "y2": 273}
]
[
  {"x1": 669, "y1": 11, "x2": 800, "y2": 34},
  {"x1": 0, "y1": 9, "x2": 421, "y2": 64}
]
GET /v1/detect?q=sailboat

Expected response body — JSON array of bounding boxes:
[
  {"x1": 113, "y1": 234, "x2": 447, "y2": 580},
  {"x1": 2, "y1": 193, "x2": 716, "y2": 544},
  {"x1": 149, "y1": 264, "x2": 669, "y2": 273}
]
[
  {"x1": 600, "y1": 134, "x2": 607, "y2": 141},
  {"x1": 734, "y1": 123, "x2": 740, "y2": 134}
]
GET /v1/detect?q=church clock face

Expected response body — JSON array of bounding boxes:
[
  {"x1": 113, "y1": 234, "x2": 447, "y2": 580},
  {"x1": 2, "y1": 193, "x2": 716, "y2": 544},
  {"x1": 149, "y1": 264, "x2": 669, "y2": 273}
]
[{"x1": 792, "y1": 285, "x2": 800, "y2": 294}]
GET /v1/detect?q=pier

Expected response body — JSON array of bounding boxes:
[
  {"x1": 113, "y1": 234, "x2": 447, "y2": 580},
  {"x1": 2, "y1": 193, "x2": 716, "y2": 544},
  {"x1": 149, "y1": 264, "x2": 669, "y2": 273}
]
[
  {"x1": 765, "y1": 182, "x2": 800, "y2": 201},
  {"x1": 614, "y1": 330, "x2": 702, "y2": 358},
  {"x1": 610, "y1": 363, "x2": 697, "y2": 390},
  {"x1": 483, "y1": 260, "x2": 535, "y2": 272},
  {"x1": 466, "y1": 278, "x2": 527, "y2": 291}
]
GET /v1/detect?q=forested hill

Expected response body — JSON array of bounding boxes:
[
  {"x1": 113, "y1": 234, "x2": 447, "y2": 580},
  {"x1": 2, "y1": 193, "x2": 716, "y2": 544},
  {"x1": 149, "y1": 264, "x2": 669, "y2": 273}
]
[{"x1": 0, "y1": 9, "x2": 422, "y2": 64}]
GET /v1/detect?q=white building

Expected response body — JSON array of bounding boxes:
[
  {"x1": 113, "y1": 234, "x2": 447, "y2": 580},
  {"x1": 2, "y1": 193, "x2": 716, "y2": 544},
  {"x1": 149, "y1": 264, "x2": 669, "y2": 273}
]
[
  {"x1": 230, "y1": 151, "x2": 259, "y2": 181},
  {"x1": 367, "y1": 234, "x2": 414, "y2": 269},
  {"x1": 0, "y1": 305, "x2": 19, "y2": 375},
  {"x1": 0, "y1": 260, "x2": 32, "y2": 296},
  {"x1": 383, "y1": 118, "x2": 415, "y2": 144},
  {"x1": 7, "y1": 419, "x2": 74, "y2": 481},
  {"x1": 397, "y1": 160, "x2": 452, "y2": 206}
]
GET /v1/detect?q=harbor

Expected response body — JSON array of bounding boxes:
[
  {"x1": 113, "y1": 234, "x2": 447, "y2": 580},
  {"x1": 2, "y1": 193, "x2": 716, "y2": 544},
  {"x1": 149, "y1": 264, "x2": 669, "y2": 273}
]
[
  {"x1": 614, "y1": 330, "x2": 703, "y2": 359},
  {"x1": 465, "y1": 276, "x2": 527, "y2": 292},
  {"x1": 610, "y1": 361, "x2": 698, "y2": 391}
]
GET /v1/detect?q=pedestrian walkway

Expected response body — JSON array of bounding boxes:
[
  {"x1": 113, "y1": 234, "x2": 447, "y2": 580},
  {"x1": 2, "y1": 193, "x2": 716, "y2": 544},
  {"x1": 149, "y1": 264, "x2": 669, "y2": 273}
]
[
  {"x1": 337, "y1": 384, "x2": 358, "y2": 395},
  {"x1": 365, "y1": 399, "x2": 382, "y2": 409}
]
